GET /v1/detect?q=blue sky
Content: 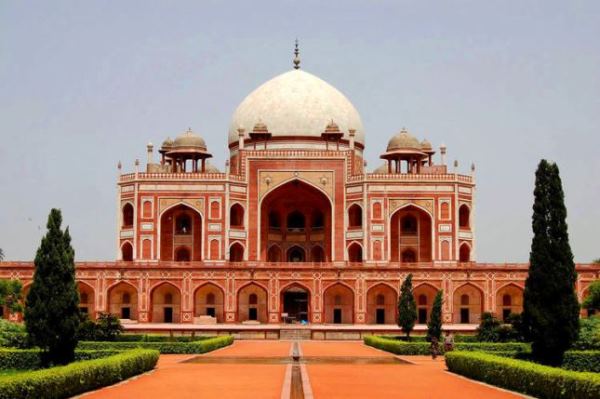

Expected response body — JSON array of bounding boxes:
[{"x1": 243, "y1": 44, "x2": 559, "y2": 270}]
[{"x1": 1, "y1": 1, "x2": 598, "y2": 262}]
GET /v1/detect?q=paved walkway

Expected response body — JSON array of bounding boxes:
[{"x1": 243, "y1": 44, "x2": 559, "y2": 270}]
[{"x1": 83, "y1": 341, "x2": 522, "y2": 399}]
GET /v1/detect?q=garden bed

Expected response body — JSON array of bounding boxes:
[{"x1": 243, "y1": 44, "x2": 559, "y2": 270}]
[
  {"x1": 445, "y1": 351, "x2": 600, "y2": 399},
  {"x1": 78, "y1": 335, "x2": 234, "y2": 354},
  {"x1": 364, "y1": 335, "x2": 529, "y2": 355},
  {"x1": 0, "y1": 348, "x2": 159, "y2": 399}
]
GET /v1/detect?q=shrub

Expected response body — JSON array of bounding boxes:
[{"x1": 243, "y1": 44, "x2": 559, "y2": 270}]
[
  {"x1": 476, "y1": 312, "x2": 502, "y2": 342},
  {"x1": 0, "y1": 349, "x2": 158, "y2": 399},
  {"x1": 78, "y1": 335, "x2": 233, "y2": 354},
  {"x1": 573, "y1": 316, "x2": 600, "y2": 350},
  {"x1": 445, "y1": 351, "x2": 600, "y2": 399},
  {"x1": 76, "y1": 313, "x2": 123, "y2": 341},
  {"x1": 0, "y1": 349, "x2": 119, "y2": 370},
  {"x1": 563, "y1": 350, "x2": 600, "y2": 373},
  {"x1": 116, "y1": 334, "x2": 211, "y2": 343},
  {"x1": 364, "y1": 336, "x2": 529, "y2": 355},
  {"x1": 0, "y1": 320, "x2": 28, "y2": 348}
]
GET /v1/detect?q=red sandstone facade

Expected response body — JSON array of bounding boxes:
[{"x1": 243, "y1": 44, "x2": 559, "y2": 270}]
[{"x1": 1, "y1": 67, "x2": 598, "y2": 326}]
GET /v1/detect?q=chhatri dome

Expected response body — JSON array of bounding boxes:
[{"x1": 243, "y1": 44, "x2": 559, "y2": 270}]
[{"x1": 228, "y1": 44, "x2": 364, "y2": 146}]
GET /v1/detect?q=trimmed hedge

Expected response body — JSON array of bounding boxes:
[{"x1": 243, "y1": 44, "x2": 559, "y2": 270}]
[
  {"x1": 563, "y1": 350, "x2": 600, "y2": 373},
  {"x1": 0, "y1": 349, "x2": 158, "y2": 399},
  {"x1": 364, "y1": 336, "x2": 529, "y2": 355},
  {"x1": 116, "y1": 334, "x2": 211, "y2": 343},
  {"x1": 78, "y1": 335, "x2": 234, "y2": 354},
  {"x1": 492, "y1": 350, "x2": 600, "y2": 373},
  {"x1": 445, "y1": 351, "x2": 600, "y2": 399},
  {"x1": 0, "y1": 349, "x2": 119, "y2": 370}
]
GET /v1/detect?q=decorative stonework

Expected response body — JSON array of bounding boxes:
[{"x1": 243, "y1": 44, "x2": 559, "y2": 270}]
[
  {"x1": 158, "y1": 198, "x2": 204, "y2": 215},
  {"x1": 258, "y1": 170, "x2": 334, "y2": 200},
  {"x1": 389, "y1": 199, "x2": 434, "y2": 215}
]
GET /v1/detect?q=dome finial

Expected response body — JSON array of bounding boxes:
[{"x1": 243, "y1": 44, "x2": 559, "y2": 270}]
[{"x1": 293, "y1": 39, "x2": 300, "y2": 70}]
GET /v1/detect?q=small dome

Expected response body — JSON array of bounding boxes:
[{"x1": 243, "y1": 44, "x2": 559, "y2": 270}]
[
  {"x1": 373, "y1": 163, "x2": 389, "y2": 173},
  {"x1": 173, "y1": 128, "x2": 207, "y2": 151},
  {"x1": 161, "y1": 137, "x2": 174, "y2": 149},
  {"x1": 386, "y1": 129, "x2": 422, "y2": 152},
  {"x1": 420, "y1": 139, "x2": 433, "y2": 152},
  {"x1": 251, "y1": 121, "x2": 269, "y2": 134},
  {"x1": 323, "y1": 119, "x2": 341, "y2": 134},
  {"x1": 204, "y1": 162, "x2": 221, "y2": 173}
]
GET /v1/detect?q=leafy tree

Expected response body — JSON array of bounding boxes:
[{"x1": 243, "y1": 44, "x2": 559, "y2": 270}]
[
  {"x1": 522, "y1": 160, "x2": 580, "y2": 366},
  {"x1": 398, "y1": 274, "x2": 417, "y2": 338},
  {"x1": 0, "y1": 248, "x2": 4, "y2": 261},
  {"x1": 426, "y1": 290, "x2": 443, "y2": 342},
  {"x1": 25, "y1": 209, "x2": 80, "y2": 366},
  {"x1": 77, "y1": 313, "x2": 123, "y2": 341},
  {"x1": 593, "y1": 258, "x2": 600, "y2": 264},
  {"x1": 476, "y1": 312, "x2": 501, "y2": 342},
  {"x1": 582, "y1": 280, "x2": 600, "y2": 311},
  {"x1": 0, "y1": 279, "x2": 23, "y2": 314}
]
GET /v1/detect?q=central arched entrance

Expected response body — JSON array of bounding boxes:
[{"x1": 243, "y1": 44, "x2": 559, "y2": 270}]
[
  {"x1": 281, "y1": 284, "x2": 310, "y2": 323},
  {"x1": 260, "y1": 179, "x2": 332, "y2": 262},
  {"x1": 390, "y1": 205, "x2": 432, "y2": 262}
]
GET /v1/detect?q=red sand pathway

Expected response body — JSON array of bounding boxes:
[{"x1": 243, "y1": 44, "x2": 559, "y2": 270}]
[{"x1": 83, "y1": 340, "x2": 522, "y2": 399}]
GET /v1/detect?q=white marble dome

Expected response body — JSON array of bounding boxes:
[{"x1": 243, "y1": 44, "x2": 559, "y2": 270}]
[{"x1": 228, "y1": 69, "x2": 364, "y2": 145}]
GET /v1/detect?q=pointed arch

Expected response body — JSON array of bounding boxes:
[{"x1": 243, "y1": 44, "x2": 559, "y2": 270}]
[
  {"x1": 150, "y1": 282, "x2": 181, "y2": 323},
  {"x1": 347, "y1": 242, "x2": 363, "y2": 262},
  {"x1": 459, "y1": 242, "x2": 471, "y2": 262},
  {"x1": 453, "y1": 283, "x2": 484, "y2": 324},
  {"x1": 230, "y1": 203, "x2": 245, "y2": 228},
  {"x1": 366, "y1": 283, "x2": 397, "y2": 324},
  {"x1": 229, "y1": 242, "x2": 244, "y2": 262},
  {"x1": 194, "y1": 282, "x2": 225, "y2": 322},
  {"x1": 120, "y1": 241, "x2": 133, "y2": 261},
  {"x1": 77, "y1": 281, "x2": 95, "y2": 318},
  {"x1": 495, "y1": 283, "x2": 523, "y2": 321},
  {"x1": 413, "y1": 283, "x2": 439, "y2": 324},
  {"x1": 107, "y1": 281, "x2": 138, "y2": 320},
  {"x1": 158, "y1": 203, "x2": 204, "y2": 261},
  {"x1": 122, "y1": 202, "x2": 134, "y2": 228},
  {"x1": 267, "y1": 244, "x2": 282, "y2": 262},
  {"x1": 237, "y1": 282, "x2": 268, "y2": 323},
  {"x1": 323, "y1": 283, "x2": 355, "y2": 324},
  {"x1": 390, "y1": 204, "x2": 433, "y2": 262},
  {"x1": 348, "y1": 203, "x2": 363, "y2": 228}
]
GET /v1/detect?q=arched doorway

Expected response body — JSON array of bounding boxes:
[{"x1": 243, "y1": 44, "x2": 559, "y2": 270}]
[
  {"x1": 413, "y1": 284, "x2": 438, "y2": 324},
  {"x1": 495, "y1": 284, "x2": 523, "y2": 321},
  {"x1": 107, "y1": 282, "x2": 138, "y2": 320},
  {"x1": 230, "y1": 204, "x2": 244, "y2": 228},
  {"x1": 121, "y1": 242, "x2": 133, "y2": 261},
  {"x1": 366, "y1": 284, "x2": 397, "y2": 324},
  {"x1": 194, "y1": 283, "x2": 225, "y2": 323},
  {"x1": 459, "y1": 205, "x2": 470, "y2": 229},
  {"x1": 453, "y1": 284, "x2": 483, "y2": 324},
  {"x1": 348, "y1": 243, "x2": 363, "y2": 262},
  {"x1": 281, "y1": 284, "x2": 310, "y2": 323},
  {"x1": 151, "y1": 283, "x2": 181, "y2": 323},
  {"x1": 122, "y1": 203, "x2": 134, "y2": 228},
  {"x1": 229, "y1": 242, "x2": 244, "y2": 261},
  {"x1": 287, "y1": 246, "x2": 305, "y2": 262},
  {"x1": 390, "y1": 205, "x2": 432, "y2": 262},
  {"x1": 260, "y1": 180, "x2": 332, "y2": 262},
  {"x1": 78, "y1": 283, "x2": 95, "y2": 318},
  {"x1": 459, "y1": 243, "x2": 471, "y2": 262},
  {"x1": 323, "y1": 284, "x2": 354, "y2": 324},
  {"x1": 237, "y1": 283, "x2": 268, "y2": 323},
  {"x1": 160, "y1": 204, "x2": 202, "y2": 261}
]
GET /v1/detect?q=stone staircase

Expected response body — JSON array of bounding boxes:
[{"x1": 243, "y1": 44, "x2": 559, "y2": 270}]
[{"x1": 280, "y1": 328, "x2": 312, "y2": 340}]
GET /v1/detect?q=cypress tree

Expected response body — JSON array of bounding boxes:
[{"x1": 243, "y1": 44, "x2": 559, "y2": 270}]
[
  {"x1": 398, "y1": 274, "x2": 417, "y2": 338},
  {"x1": 25, "y1": 209, "x2": 80, "y2": 366},
  {"x1": 427, "y1": 290, "x2": 443, "y2": 342},
  {"x1": 522, "y1": 160, "x2": 579, "y2": 366}
]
